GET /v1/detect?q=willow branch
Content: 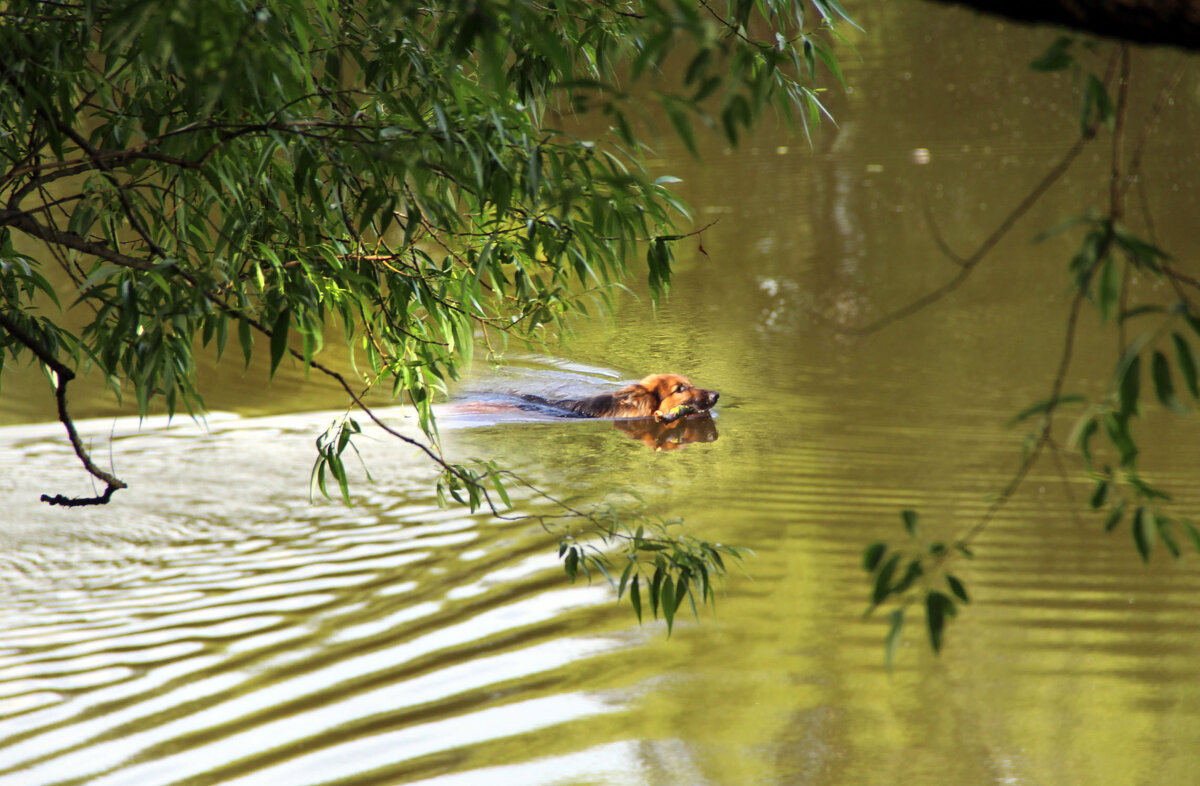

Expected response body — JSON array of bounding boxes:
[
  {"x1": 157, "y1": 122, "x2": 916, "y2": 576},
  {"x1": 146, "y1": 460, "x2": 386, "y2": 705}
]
[
  {"x1": 0, "y1": 309, "x2": 127, "y2": 505},
  {"x1": 830, "y1": 52, "x2": 1120, "y2": 336},
  {"x1": 954, "y1": 46, "x2": 1132, "y2": 551}
]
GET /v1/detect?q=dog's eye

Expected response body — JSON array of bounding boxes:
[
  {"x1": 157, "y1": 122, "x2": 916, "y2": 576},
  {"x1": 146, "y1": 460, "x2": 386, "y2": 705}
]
[{"x1": 674, "y1": 384, "x2": 686, "y2": 393}]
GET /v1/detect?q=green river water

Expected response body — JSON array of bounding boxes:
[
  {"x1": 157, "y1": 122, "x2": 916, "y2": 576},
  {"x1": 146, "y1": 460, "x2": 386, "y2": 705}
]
[{"x1": 3, "y1": 4, "x2": 1200, "y2": 784}]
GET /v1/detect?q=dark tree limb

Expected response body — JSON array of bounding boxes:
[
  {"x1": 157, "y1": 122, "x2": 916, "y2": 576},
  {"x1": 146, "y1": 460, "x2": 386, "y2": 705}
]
[
  {"x1": 926, "y1": 0, "x2": 1200, "y2": 52},
  {"x1": 954, "y1": 44, "x2": 1133, "y2": 552},
  {"x1": 0, "y1": 309, "x2": 127, "y2": 506}
]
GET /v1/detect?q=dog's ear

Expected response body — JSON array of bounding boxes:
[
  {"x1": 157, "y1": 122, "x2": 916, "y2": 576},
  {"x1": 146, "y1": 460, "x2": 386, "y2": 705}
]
[{"x1": 613, "y1": 383, "x2": 657, "y2": 417}]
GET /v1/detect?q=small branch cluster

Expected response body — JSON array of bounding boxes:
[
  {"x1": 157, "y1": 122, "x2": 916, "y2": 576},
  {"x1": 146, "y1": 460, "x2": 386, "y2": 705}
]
[{"x1": 862, "y1": 40, "x2": 1200, "y2": 664}]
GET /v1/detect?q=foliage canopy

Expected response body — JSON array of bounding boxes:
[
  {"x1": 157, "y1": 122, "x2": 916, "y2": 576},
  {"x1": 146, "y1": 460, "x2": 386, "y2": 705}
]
[{"x1": 0, "y1": 0, "x2": 852, "y2": 621}]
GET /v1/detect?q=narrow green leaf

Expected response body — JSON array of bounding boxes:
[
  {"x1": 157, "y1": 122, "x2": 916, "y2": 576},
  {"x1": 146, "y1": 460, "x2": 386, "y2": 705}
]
[
  {"x1": 269, "y1": 309, "x2": 289, "y2": 379},
  {"x1": 1173, "y1": 333, "x2": 1199, "y2": 399},
  {"x1": 1030, "y1": 36, "x2": 1074, "y2": 71},
  {"x1": 884, "y1": 609, "x2": 904, "y2": 671},
  {"x1": 862, "y1": 541, "x2": 887, "y2": 572},
  {"x1": 1132, "y1": 506, "x2": 1154, "y2": 562},
  {"x1": 1101, "y1": 413, "x2": 1138, "y2": 464},
  {"x1": 1096, "y1": 254, "x2": 1119, "y2": 322},
  {"x1": 1070, "y1": 415, "x2": 1099, "y2": 469},
  {"x1": 946, "y1": 574, "x2": 970, "y2": 604},
  {"x1": 1157, "y1": 514, "x2": 1181, "y2": 559},
  {"x1": 1009, "y1": 394, "x2": 1086, "y2": 427},
  {"x1": 1104, "y1": 499, "x2": 1126, "y2": 532},
  {"x1": 1033, "y1": 211, "x2": 1095, "y2": 243},
  {"x1": 872, "y1": 552, "x2": 902, "y2": 607},
  {"x1": 328, "y1": 454, "x2": 350, "y2": 504},
  {"x1": 1118, "y1": 353, "x2": 1140, "y2": 420},
  {"x1": 661, "y1": 578, "x2": 676, "y2": 634},
  {"x1": 1113, "y1": 223, "x2": 1168, "y2": 270},
  {"x1": 925, "y1": 591, "x2": 947, "y2": 653},
  {"x1": 630, "y1": 575, "x2": 642, "y2": 622},
  {"x1": 664, "y1": 101, "x2": 697, "y2": 157},
  {"x1": 1118, "y1": 304, "x2": 1166, "y2": 323},
  {"x1": 238, "y1": 318, "x2": 253, "y2": 370},
  {"x1": 650, "y1": 565, "x2": 663, "y2": 618},
  {"x1": 901, "y1": 509, "x2": 918, "y2": 537},
  {"x1": 1152, "y1": 350, "x2": 1188, "y2": 414},
  {"x1": 618, "y1": 560, "x2": 633, "y2": 598},
  {"x1": 1089, "y1": 479, "x2": 1108, "y2": 510},
  {"x1": 1185, "y1": 309, "x2": 1200, "y2": 340},
  {"x1": 1086, "y1": 73, "x2": 1115, "y2": 131},
  {"x1": 676, "y1": 571, "x2": 690, "y2": 614},
  {"x1": 1181, "y1": 518, "x2": 1200, "y2": 553},
  {"x1": 1129, "y1": 474, "x2": 1172, "y2": 501},
  {"x1": 891, "y1": 559, "x2": 923, "y2": 595}
]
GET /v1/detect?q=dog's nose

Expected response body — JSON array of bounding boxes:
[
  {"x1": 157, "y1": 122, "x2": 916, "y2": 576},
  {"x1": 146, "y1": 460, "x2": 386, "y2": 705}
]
[{"x1": 711, "y1": 391, "x2": 720, "y2": 404}]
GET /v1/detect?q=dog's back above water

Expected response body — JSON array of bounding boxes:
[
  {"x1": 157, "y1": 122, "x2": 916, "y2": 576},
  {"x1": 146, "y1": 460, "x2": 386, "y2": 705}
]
[{"x1": 524, "y1": 373, "x2": 719, "y2": 419}]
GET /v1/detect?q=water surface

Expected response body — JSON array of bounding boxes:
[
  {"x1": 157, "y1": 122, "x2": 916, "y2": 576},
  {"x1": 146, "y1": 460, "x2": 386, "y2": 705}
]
[{"x1": 4, "y1": 4, "x2": 1200, "y2": 784}]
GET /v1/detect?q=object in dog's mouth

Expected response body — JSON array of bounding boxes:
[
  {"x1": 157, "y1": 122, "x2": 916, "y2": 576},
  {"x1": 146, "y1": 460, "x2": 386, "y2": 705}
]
[
  {"x1": 654, "y1": 404, "x2": 696, "y2": 423},
  {"x1": 526, "y1": 373, "x2": 719, "y2": 419}
]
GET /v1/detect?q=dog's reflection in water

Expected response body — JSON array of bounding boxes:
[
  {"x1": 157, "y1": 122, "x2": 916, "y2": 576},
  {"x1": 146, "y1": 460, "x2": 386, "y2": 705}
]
[{"x1": 612, "y1": 412, "x2": 719, "y2": 451}]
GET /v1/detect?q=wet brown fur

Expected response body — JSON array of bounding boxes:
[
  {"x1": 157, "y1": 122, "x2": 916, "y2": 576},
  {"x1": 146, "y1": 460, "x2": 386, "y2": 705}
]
[{"x1": 554, "y1": 373, "x2": 719, "y2": 419}]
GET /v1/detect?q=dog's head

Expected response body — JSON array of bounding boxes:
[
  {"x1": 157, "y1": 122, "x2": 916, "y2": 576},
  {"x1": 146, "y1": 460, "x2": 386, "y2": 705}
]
[{"x1": 635, "y1": 373, "x2": 719, "y2": 414}]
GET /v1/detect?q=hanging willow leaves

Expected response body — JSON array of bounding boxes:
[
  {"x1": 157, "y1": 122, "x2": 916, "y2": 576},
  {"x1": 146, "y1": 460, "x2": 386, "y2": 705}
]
[{"x1": 0, "y1": 0, "x2": 853, "y2": 631}]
